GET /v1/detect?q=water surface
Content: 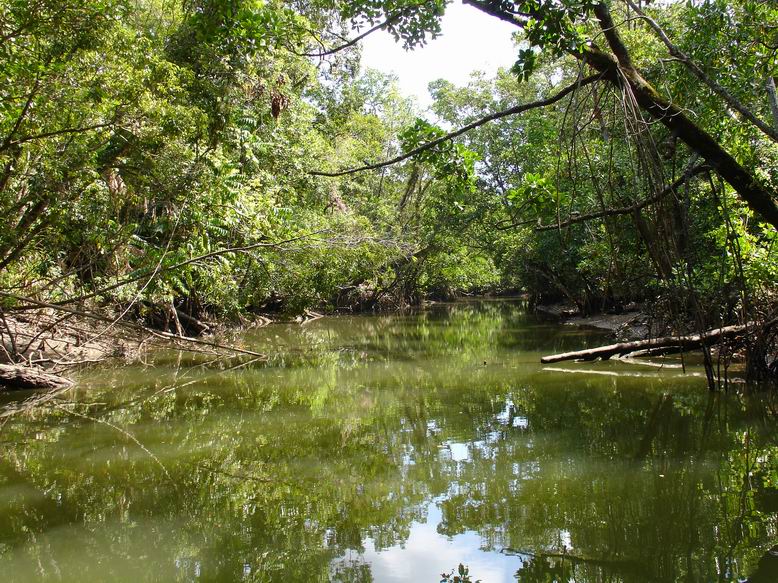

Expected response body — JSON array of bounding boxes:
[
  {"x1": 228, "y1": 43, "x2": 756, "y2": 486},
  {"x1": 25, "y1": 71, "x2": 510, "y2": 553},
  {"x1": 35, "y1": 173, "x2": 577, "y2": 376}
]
[{"x1": 1, "y1": 301, "x2": 777, "y2": 582}]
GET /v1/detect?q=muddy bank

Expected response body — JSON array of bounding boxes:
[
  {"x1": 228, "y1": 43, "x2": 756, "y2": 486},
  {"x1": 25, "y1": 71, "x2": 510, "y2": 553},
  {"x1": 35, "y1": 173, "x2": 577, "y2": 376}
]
[
  {"x1": 1, "y1": 310, "x2": 138, "y2": 368},
  {"x1": 534, "y1": 303, "x2": 651, "y2": 341},
  {"x1": 0, "y1": 310, "x2": 140, "y2": 390},
  {"x1": 0, "y1": 303, "x2": 281, "y2": 390}
]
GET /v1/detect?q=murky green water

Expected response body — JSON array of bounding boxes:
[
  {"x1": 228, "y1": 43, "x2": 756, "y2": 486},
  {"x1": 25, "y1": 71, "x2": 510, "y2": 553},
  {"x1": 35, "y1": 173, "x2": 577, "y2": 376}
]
[{"x1": 1, "y1": 300, "x2": 777, "y2": 582}]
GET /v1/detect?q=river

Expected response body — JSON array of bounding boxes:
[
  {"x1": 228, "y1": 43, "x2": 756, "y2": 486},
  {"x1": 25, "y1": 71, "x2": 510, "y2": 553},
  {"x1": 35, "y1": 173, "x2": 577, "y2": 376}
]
[{"x1": 1, "y1": 300, "x2": 776, "y2": 582}]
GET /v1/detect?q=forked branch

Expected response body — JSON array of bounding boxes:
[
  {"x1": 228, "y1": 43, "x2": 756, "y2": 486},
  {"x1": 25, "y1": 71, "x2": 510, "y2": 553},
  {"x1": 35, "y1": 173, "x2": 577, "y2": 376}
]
[{"x1": 623, "y1": 0, "x2": 778, "y2": 143}]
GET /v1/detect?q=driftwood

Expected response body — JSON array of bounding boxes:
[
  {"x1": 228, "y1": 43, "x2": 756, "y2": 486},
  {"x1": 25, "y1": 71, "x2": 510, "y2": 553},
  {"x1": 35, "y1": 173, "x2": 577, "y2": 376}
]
[
  {"x1": 0, "y1": 364, "x2": 73, "y2": 390},
  {"x1": 540, "y1": 324, "x2": 749, "y2": 364}
]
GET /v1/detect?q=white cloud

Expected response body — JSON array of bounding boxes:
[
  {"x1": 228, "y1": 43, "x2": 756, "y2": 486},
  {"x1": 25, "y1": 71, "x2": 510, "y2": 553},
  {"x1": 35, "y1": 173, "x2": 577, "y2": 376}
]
[
  {"x1": 360, "y1": 2, "x2": 517, "y2": 109},
  {"x1": 359, "y1": 504, "x2": 525, "y2": 582}
]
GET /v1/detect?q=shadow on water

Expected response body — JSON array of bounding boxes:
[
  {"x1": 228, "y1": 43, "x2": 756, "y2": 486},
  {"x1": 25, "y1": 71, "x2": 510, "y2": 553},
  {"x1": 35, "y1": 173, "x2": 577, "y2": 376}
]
[{"x1": 0, "y1": 300, "x2": 777, "y2": 582}]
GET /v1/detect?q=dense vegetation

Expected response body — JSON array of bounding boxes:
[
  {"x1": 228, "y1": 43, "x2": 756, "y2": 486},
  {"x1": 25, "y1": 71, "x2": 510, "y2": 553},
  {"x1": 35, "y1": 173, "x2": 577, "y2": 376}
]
[{"x1": 1, "y1": 0, "x2": 776, "y2": 379}]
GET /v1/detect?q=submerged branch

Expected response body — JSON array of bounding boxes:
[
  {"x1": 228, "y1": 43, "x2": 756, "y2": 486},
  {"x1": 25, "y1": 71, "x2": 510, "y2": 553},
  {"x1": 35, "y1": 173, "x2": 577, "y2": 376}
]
[{"x1": 0, "y1": 364, "x2": 73, "y2": 390}]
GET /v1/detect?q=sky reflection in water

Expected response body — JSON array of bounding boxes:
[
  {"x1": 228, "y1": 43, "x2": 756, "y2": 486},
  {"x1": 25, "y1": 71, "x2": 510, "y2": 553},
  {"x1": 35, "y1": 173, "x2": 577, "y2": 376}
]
[{"x1": 1, "y1": 300, "x2": 777, "y2": 582}]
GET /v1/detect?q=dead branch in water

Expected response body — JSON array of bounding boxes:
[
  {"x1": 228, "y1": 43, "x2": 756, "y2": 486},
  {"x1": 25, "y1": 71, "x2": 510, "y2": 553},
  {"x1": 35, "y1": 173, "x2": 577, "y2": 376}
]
[
  {"x1": 540, "y1": 324, "x2": 750, "y2": 364},
  {"x1": 0, "y1": 364, "x2": 73, "y2": 390}
]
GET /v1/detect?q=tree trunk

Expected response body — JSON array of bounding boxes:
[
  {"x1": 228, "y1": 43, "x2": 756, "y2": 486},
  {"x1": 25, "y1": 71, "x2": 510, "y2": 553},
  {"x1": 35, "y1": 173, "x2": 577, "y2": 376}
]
[
  {"x1": 464, "y1": 0, "x2": 778, "y2": 230},
  {"x1": 587, "y1": 3, "x2": 778, "y2": 229},
  {"x1": 540, "y1": 323, "x2": 749, "y2": 363},
  {"x1": 0, "y1": 364, "x2": 73, "y2": 390}
]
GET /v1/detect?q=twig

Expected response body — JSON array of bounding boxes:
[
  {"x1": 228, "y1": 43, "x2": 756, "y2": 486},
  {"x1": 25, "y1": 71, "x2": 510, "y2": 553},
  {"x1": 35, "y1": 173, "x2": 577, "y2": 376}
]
[
  {"x1": 295, "y1": 15, "x2": 398, "y2": 57},
  {"x1": 51, "y1": 402, "x2": 174, "y2": 483}
]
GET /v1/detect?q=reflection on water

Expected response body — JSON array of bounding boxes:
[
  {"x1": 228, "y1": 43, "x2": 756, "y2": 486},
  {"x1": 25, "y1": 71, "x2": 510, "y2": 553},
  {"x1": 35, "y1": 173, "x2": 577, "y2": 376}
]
[
  {"x1": 337, "y1": 503, "x2": 526, "y2": 582},
  {"x1": 1, "y1": 300, "x2": 777, "y2": 582}
]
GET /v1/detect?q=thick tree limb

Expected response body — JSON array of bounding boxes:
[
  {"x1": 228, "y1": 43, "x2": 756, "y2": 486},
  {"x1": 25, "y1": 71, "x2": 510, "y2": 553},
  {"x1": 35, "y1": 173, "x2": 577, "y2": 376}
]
[
  {"x1": 594, "y1": 2, "x2": 634, "y2": 71},
  {"x1": 464, "y1": 0, "x2": 778, "y2": 229},
  {"x1": 540, "y1": 323, "x2": 749, "y2": 363},
  {"x1": 623, "y1": 0, "x2": 778, "y2": 144},
  {"x1": 310, "y1": 74, "x2": 601, "y2": 177},
  {"x1": 767, "y1": 77, "x2": 778, "y2": 134},
  {"x1": 0, "y1": 364, "x2": 73, "y2": 391}
]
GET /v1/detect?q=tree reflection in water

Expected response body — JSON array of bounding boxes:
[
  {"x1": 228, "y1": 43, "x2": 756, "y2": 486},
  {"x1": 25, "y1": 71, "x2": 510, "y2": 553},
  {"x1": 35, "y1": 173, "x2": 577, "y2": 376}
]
[{"x1": 0, "y1": 301, "x2": 776, "y2": 582}]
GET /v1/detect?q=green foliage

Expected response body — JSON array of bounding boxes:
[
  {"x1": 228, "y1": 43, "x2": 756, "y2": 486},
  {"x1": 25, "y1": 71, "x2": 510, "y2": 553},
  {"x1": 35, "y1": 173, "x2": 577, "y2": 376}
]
[
  {"x1": 509, "y1": 0, "x2": 596, "y2": 80},
  {"x1": 0, "y1": 0, "x2": 499, "y2": 317},
  {"x1": 441, "y1": 563, "x2": 481, "y2": 583},
  {"x1": 1, "y1": 0, "x2": 776, "y2": 341},
  {"x1": 399, "y1": 119, "x2": 479, "y2": 191},
  {"x1": 338, "y1": 0, "x2": 449, "y2": 49}
]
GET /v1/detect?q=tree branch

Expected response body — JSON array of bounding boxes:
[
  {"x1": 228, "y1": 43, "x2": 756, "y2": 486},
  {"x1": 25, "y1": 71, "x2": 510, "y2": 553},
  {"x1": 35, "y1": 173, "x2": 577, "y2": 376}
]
[
  {"x1": 766, "y1": 76, "x2": 778, "y2": 134},
  {"x1": 462, "y1": 0, "x2": 528, "y2": 26},
  {"x1": 296, "y1": 16, "x2": 397, "y2": 57},
  {"x1": 534, "y1": 163, "x2": 709, "y2": 231},
  {"x1": 4, "y1": 121, "x2": 115, "y2": 149},
  {"x1": 464, "y1": 0, "x2": 778, "y2": 229},
  {"x1": 594, "y1": 3, "x2": 634, "y2": 71},
  {"x1": 10, "y1": 230, "x2": 330, "y2": 309},
  {"x1": 0, "y1": 77, "x2": 41, "y2": 153},
  {"x1": 310, "y1": 74, "x2": 601, "y2": 177},
  {"x1": 623, "y1": 0, "x2": 778, "y2": 143}
]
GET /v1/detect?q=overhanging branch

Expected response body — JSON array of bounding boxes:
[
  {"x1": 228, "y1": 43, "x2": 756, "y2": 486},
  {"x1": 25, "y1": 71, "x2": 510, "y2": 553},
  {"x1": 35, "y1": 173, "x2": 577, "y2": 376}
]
[
  {"x1": 534, "y1": 163, "x2": 709, "y2": 231},
  {"x1": 623, "y1": 0, "x2": 778, "y2": 143},
  {"x1": 463, "y1": 0, "x2": 778, "y2": 229},
  {"x1": 7, "y1": 231, "x2": 329, "y2": 310},
  {"x1": 296, "y1": 16, "x2": 397, "y2": 57},
  {"x1": 310, "y1": 74, "x2": 601, "y2": 177}
]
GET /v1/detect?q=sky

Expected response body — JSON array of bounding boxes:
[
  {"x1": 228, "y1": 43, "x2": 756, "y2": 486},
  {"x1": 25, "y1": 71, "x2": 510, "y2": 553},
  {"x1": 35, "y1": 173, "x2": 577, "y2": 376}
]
[{"x1": 359, "y1": 1, "x2": 518, "y2": 110}]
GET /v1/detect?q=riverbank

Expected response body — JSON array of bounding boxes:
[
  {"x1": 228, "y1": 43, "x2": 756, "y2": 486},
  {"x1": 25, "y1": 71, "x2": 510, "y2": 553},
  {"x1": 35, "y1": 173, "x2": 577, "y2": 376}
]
[
  {"x1": 1, "y1": 310, "x2": 135, "y2": 368},
  {"x1": 0, "y1": 307, "x2": 275, "y2": 390},
  {"x1": 1, "y1": 299, "x2": 773, "y2": 583},
  {"x1": 534, "y1": 303, "x2": 652, "y2": 341},
  {"x1": 2, "y1": 297, "x2": 773, "y2": 391}
]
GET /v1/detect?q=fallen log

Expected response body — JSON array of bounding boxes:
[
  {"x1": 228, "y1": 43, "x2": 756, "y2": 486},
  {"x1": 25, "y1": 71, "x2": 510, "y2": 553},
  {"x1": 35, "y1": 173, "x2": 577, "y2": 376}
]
[
  {"x1": 175, "y1": 308, "x2": 210, "y2": 335},
  {"x1": 540, "y1": 324, "x2": 749, "y2": 364},
  {"x1": 0, "y1": 364, "x2": 73, "y2": 391}
]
